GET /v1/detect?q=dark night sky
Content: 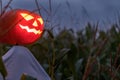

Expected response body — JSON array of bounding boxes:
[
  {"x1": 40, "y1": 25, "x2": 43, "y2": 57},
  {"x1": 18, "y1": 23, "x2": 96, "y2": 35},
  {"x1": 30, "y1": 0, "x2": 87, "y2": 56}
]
[{"x1": 3, "y1": 0, "x2": 120, "y2": 30}]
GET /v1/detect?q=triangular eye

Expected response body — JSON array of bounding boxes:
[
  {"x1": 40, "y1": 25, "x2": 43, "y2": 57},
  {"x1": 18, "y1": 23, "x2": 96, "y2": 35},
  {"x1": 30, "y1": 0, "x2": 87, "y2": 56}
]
[
  {"x1": 20, "y1": 13, "x2": 34, "y2": 21},
  {"x1": 37, "y1": 18, "x2": 43, "y2": 25}
]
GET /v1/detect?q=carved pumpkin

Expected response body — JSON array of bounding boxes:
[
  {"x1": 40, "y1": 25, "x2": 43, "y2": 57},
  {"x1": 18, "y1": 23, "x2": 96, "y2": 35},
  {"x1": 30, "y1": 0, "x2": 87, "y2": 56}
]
[{"x1": 0, "y1": 9, "x2": 44, "y2": 45}]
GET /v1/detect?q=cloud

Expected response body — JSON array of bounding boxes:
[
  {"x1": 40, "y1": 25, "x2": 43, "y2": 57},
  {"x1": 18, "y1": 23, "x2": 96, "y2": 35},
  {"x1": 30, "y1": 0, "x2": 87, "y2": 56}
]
[{"x1": 2, "y1": 0, "x2": 120, "y2": 29}]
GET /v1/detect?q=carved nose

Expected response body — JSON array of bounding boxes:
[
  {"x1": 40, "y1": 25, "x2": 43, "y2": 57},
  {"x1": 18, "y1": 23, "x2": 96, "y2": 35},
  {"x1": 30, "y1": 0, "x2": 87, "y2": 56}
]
[{"x1": 32, "y1": 20, "x2": 38, "y2": 27}]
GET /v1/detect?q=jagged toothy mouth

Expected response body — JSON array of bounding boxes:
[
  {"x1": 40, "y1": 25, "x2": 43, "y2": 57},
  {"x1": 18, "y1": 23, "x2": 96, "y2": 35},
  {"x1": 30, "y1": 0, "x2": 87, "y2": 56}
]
[{"x1": 19, "y1": 24, "x2": 42, "y2": 35}]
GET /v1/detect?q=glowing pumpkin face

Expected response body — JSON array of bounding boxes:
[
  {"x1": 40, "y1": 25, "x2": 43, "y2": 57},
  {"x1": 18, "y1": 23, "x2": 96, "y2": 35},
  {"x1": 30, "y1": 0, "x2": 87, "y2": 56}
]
[{"x1": 0, "y1": 9, "x2": 44, "y2": 45}]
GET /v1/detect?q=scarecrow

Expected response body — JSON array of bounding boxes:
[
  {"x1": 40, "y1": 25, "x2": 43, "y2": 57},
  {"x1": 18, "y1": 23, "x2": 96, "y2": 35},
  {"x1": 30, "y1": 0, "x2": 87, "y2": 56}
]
[{"x1": 0, "y1": 9, "x2": 51, "y2": 80}]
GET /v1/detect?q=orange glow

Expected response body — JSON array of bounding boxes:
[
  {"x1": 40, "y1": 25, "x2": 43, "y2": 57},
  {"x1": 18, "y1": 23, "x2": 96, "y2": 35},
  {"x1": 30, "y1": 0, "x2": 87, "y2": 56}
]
[
  {"x1": 19, "y1": 24, "x2": 42, "y2": 34},
  {"x1": 20, "y1": 13, "x2": 34, "y2": 21},
  {"x1": 0, "y1": 9, "x2": 44, "y2": 45}
]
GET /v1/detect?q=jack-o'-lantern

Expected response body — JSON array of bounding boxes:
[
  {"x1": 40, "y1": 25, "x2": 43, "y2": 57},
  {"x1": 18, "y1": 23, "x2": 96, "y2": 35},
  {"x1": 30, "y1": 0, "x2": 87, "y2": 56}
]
[{"x1": 0, "y1": 9, "x2": 44, "y2": 45}]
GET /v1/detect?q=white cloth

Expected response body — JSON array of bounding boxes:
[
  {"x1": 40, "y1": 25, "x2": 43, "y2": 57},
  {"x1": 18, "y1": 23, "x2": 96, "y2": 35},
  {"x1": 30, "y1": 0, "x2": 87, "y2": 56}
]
[{"x1": 0, "y1": 46, "x2": 51, "y2": 80}]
